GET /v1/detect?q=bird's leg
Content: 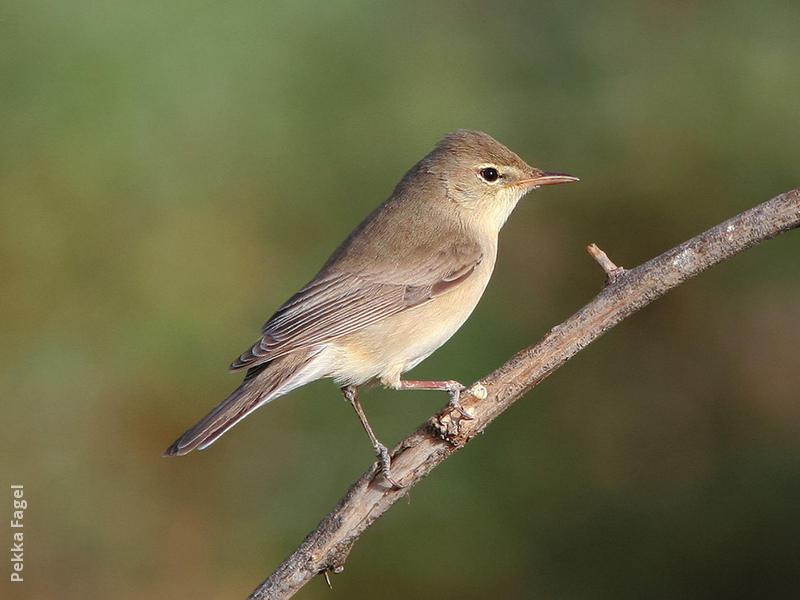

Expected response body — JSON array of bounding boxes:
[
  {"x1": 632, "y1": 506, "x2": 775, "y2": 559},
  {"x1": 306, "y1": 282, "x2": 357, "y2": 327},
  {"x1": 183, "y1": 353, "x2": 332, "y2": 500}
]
[
  {"x1": 342, "y1": 385, "x2": 403, "y2": 489},
  {"x1": 395, "y1": 379, "x2": 481, "y2": 419}
]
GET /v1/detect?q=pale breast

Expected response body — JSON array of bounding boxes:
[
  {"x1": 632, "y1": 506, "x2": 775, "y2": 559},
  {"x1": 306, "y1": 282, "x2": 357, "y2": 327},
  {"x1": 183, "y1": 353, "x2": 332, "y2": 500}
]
[{"x1": 322, "y1": 254, "x2": 496, "y2": 387}]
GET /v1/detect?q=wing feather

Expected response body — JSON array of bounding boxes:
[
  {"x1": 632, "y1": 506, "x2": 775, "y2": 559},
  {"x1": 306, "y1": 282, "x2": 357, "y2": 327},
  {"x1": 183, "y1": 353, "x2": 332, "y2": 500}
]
[{"x1": 230, "y1": 234, "x2": 483, "y2": 371}]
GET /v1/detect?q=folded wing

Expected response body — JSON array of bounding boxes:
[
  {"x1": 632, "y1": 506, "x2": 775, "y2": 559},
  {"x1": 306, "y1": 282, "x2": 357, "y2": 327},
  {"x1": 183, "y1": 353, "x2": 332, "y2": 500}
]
[{"x1": 230, "y1": 237, "x2": 482, "y2": 371}]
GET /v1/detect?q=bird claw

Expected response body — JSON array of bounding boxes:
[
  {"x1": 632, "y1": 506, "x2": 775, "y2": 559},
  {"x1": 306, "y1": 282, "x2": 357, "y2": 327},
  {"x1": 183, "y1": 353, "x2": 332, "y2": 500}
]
[
  {"x1": 375, "y1": 442, "x2": 404, "y2": 489},
  {"x1": 446, "y1": 383, "x2": 475, "y2": 420}
]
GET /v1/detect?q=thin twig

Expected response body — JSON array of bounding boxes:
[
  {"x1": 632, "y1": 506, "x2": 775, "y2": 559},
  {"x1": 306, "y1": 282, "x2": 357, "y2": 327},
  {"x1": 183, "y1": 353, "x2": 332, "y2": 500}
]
[
  {"x1": 586, "y1": 242, "x2": 624, "y2": 281},
  {"x1": 248, "y1": 188, "x2": 800, "y2": 600}
]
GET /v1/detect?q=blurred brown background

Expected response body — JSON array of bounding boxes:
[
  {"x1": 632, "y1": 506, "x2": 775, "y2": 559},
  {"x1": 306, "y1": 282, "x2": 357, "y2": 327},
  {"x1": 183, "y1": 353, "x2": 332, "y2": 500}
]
[{"x1": 2, "y1": 1, "x2": 799, "y2": 598}]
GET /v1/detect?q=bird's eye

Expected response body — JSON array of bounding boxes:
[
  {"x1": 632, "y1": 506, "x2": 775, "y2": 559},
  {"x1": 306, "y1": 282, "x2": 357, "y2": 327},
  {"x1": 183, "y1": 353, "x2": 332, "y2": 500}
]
[{"x1": 479, "y1": 167, "x2": 500, "y2": 183}]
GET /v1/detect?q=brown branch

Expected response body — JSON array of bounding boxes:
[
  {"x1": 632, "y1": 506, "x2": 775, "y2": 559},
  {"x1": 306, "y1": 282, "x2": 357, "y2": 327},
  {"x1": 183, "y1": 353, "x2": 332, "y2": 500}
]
[{"x1": 248, "y1": 188, "x2": 800, "y2": 600}]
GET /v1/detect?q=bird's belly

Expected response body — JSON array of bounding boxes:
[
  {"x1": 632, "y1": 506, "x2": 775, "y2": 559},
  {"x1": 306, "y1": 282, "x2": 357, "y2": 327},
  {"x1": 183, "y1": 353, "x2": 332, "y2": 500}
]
[{"x1": 322, "y1": 266, "x2": 492, "y2": 387}]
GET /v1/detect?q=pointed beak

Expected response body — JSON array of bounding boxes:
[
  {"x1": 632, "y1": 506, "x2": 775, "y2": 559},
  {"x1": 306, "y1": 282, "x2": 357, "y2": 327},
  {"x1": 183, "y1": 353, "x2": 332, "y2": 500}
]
[{"x1": 517, "y1": 171, "x2": 580, "y2": 188}]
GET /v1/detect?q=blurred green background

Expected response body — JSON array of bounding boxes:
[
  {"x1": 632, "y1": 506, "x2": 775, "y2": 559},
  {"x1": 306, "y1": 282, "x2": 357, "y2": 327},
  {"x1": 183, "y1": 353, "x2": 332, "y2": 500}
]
[{"x1": 3, "y1": 1, "x2": 799, "y2": 598}]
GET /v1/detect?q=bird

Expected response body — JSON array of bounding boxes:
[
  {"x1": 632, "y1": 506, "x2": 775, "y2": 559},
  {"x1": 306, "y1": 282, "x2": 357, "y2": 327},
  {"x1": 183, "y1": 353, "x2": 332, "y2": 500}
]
[{"x1": 164, "y1": 130, "x2": 578, "y2": 487}]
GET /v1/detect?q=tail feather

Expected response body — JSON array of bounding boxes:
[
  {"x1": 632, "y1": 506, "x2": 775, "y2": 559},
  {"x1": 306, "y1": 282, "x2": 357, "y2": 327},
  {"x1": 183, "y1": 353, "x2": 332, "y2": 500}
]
[{"x1": 163, "y1": 349, "x2": 321, "y2": 457}]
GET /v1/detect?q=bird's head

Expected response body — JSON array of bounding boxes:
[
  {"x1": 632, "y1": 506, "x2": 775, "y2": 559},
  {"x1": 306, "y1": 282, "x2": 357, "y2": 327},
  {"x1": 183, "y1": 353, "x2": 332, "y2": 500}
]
[{"x1": 424, "y1": 130, "x2": 578, "y2": 231}]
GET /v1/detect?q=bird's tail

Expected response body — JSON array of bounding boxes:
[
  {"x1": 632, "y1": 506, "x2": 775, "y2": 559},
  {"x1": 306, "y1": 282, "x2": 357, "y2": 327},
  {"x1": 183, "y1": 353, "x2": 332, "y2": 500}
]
[{"x1": 163, "y1": 349, "x2": 322, "y2": 457}]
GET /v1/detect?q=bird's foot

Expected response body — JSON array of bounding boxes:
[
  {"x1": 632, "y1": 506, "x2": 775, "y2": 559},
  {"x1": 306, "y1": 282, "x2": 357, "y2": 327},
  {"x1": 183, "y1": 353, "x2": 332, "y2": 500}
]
[
  {"x1": 445, "y1": 381, "x2": 475, "y2": 420},
  {"x1": 374, "y1": 442, "x2": 403, "y2": 489}
]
